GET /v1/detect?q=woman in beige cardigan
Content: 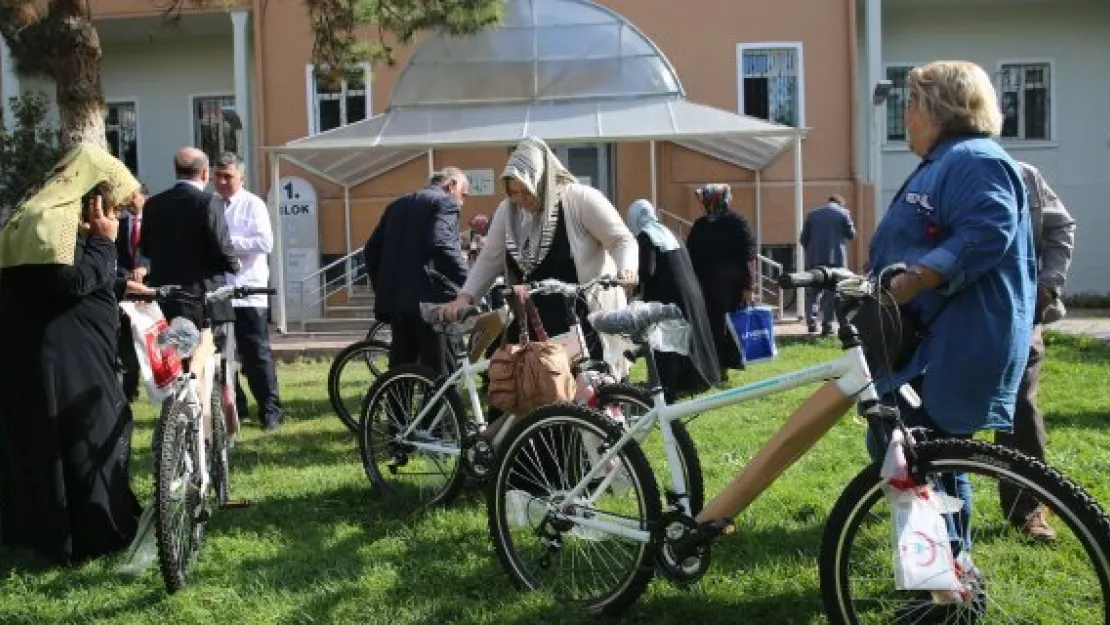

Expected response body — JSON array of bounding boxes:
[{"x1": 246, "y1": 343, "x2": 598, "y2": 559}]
[{"x1": 440, "y1": 136, "x2": 638, "y2": 378}]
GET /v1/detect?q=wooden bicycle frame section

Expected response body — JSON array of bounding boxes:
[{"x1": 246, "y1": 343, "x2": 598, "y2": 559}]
[{"x1": 556, "y1": 344, "x2": 881, "y2": 543}]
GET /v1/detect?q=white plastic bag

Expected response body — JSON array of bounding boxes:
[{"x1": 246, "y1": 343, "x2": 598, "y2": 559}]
[
  {"x1": 888, "y1": 486, "x2": 962, "y2": 591},
  {"x1": 119, "y1": 301, "x2": 186, "y2": 405}
]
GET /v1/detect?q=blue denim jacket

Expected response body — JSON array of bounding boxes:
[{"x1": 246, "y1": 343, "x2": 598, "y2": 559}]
[{"x1": 869, "y1": 134, "x2": 1037, "y2": 435}]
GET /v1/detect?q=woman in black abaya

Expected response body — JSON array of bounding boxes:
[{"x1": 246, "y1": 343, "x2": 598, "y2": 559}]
[
  {"x1": 0, "y1": 143, "x2": 150, "y2": 564},
  {"x1": 627, "y1": 200, "x2": 720, "y2": 402}
]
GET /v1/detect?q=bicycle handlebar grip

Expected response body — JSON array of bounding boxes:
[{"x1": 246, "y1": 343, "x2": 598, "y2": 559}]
[{"x1": 779, "y1": 268, "x2": 825, "y2": 289}]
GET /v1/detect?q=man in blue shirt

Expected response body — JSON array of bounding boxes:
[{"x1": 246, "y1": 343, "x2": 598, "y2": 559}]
[{"x1": 800, "y1": 194, "x2": 856, "y2": 335}]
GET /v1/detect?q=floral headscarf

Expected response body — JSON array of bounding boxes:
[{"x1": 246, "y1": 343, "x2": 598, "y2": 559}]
[
  {"x1": 694, "y1": 183, "x2": 732, "y2": 223},
  {"x1": 500, "y1": 136, "x2": 577, "y2": 277},
  {"x1": 0, "y1": 142, "x2": 140, "y2": 269}
]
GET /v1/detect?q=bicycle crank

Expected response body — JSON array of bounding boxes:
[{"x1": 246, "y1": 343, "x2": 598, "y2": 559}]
[
  {"x1": 462, "y1": 434, "x2": 497, "y2": 480},
  {"x1": 654, "y1": 512, "x2": 735, "y2": 585},
  {"x1": 220, "y1": 499, "x2": 251, "y2": 510}
]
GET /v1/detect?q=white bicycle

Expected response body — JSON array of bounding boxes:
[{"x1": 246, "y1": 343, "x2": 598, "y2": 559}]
[
  {"x1": 486, "y1": 266, "x2": 1110, "y2": 622},
  {"x1": 132, "y1": 283, "x2": 275, "y2": 593}
]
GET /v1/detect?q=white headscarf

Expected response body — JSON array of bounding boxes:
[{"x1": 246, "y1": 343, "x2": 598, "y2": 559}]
[
  {"x1": 501, "y1": 136, "x2": 577, "y2": 277},
  {"x1": 627, "y1": 199, "x2": 680, "y2": 252}
]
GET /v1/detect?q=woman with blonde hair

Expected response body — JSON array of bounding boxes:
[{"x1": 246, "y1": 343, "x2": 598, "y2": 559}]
[{"x1": 868, "y1": 60, "x2": 1036, "y2": 613}]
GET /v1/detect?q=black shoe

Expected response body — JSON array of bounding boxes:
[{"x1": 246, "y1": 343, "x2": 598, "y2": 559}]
[
  {"x1": 261, "y1": 413, "x2": 284, "y2": 431},
  {"x1": 821, "y1": 325, "x2": 834, "y2": 337}
]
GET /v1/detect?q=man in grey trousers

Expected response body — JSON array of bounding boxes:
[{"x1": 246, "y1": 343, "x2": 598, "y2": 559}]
[
  {"x1": 994, "y1": 161, "x2": 1077, "y2": 542},
  {"x1": 800, "y1": 194, "x2": 856, "y2": 335}
]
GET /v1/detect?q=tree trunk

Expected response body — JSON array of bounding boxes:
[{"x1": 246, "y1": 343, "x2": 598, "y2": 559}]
[
  {"x1": 50, "y1": 11, "x2": 107, "y2": 151},
  {"x1": 1, "y1": 0, "x2": 107, "y2": 151}
]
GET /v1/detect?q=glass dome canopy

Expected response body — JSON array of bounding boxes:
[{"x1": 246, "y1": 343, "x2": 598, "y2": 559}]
[{"x1": 388, "y1": 0, "x2": 685, "y2": 108}]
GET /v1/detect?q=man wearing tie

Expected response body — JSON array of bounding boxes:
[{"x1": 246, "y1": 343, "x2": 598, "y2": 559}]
[
  {"x1": 212, "y1": 152, "x2": 284, "y2": 431},
  {"x1": 116, "y1": 184, "x2": 149, "y2": 400}
]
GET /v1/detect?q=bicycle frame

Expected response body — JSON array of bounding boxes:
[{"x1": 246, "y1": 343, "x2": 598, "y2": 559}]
[
  {"x1": 398, "y1": 280, "x2": 605, "y2": 455},
  {"x1": 162, "y1": 347, "x2": 219, "y2": 500},
  {"x1": 548, "y1": 340, "x2": 880, "y2": 544}
]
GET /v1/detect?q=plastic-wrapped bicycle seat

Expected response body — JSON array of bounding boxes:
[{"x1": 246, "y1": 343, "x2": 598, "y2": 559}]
[{"x1": 588, "y1": 301, "x2": 686, "y2": 337}]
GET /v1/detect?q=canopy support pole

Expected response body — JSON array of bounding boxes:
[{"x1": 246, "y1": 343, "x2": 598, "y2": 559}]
[
  {"x1": 271, "y1": 153, "x2": 287, "y2": 333},
  {"x1": 344, "y1": 185, "x2": 352, "y2": 297},
  {"x1": 427, "y1": 150, "x2": 435, "y2": 179},
  {"x1": 755, "y1": 170, "x2": 762, "y2": 303},
  {"x1": 649, "y1": 141, "x2": 658, "y2": 207},
  {"x1": 793, "y1": 130, "x2": 805, "y2": 319}
]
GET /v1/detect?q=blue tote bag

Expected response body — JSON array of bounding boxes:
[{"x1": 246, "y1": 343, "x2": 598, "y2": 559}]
[{"x1": 726, "y1": 304, "x2": 777, "y2": 364}]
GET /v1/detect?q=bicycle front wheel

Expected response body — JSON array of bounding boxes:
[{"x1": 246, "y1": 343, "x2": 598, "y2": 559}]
[
  {"x1": 327, "y1": 338, "x2": 391, "y2": 433},
  {"x1": 154, "y1": 396, "x2": 205, "y2": 593},
  {"x1": 821, "y1": 438, "x2": 1110, "y2": 624},
  {"x1": 358, "y1": 364, "x2": 467, "y2": 508},
  {"x1": 487, "y1": 403, "x2": 661, "y2": 617}
]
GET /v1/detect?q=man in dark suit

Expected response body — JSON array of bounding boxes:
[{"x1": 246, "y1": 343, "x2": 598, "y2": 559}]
[
  {"x1": 140, "y1": 147, "x2": 239, "y2": 330},
  {"x1": 116, "y1": 183, "x2": 149, "y2": 400},
  {"x1": 362, "y1": 167, "x2": 469, "y2": 376},
  {"x1": 799, "y1": 194, "x2": 856, "y2": 335}
]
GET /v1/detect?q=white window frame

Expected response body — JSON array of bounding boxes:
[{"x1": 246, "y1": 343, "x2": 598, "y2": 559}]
[
  {"x1": 995, "y1": 58, "x2": 1056, "y2": 145},
  {"x1": 105, "y1": 98, "x2": 140, "y2": 176},
  {"x1": 305, "y1": 62, "x2": 372, "y2": 135},
  {"x1": 881, "y1": 62, "x2": 919, "y2": 147},
  {"x1": 188, "y1": 92, "x2": 239, "y2": 166},
  {"x1": 736, "y1": 42, "x2": 806, "y2": 128}
]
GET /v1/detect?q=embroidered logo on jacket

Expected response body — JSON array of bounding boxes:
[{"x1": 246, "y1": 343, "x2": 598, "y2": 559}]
[{"x1": 905, "y1": 192, "x2": 935, "y2": 215}]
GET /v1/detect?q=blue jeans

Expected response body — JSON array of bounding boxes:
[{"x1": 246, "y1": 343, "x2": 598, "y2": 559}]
[{"x1": 865, "y1": 378, "x2": 974, "y2": 555}]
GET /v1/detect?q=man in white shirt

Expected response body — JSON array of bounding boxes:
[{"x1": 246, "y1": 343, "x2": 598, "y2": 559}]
[{"x1": 213, "y1": 152, "x2": 284, "y2": 431}]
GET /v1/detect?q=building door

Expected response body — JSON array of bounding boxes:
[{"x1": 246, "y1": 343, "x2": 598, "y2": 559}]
[
  {"x1": 553, "y1": 144, "x2": 612, "y2": 200},
  {"x1": 192, "y1": 95, "x2": 239, "y2": 164}
]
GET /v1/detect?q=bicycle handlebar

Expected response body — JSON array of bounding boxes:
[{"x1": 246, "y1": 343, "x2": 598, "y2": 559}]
[
  {"x1": 496, "y1": 274, "x2": 633, "y2": 299},
  {"x1": 125, "y1": 285, "x2": 278, "y2": 304},
  {"x1": 778, "y1": 267, "x2": 861, "y2": 290}
]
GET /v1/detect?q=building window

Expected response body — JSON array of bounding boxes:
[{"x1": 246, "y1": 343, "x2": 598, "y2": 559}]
[
  {"x1": 307, "y1": 63, "x2": 371, "y2": 135},
  {"x1": 885, "y1": 65, "x2": 912, "y2": 142},
  {"x1": 738, "y1": 44, "x2": 804, "y2": 127},
  {"x1": 106, "y1": 101, "x2": 139, "y2": 175},
  {"x1": 193, "y1": 95, "x2": 238, "y2": 164},
  {"x1": 998, "y1": 62, "x2": 1051, "y2": 140}
]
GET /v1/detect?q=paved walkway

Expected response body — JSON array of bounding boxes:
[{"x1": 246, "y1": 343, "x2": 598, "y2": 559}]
[{"x1": 270, "y1": 309, "x2": 1110, "y2": 363}]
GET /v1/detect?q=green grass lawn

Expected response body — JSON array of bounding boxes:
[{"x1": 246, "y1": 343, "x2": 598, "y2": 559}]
[{"x1": 2, "y1": 333, "x2": 1108, "y2": 624}]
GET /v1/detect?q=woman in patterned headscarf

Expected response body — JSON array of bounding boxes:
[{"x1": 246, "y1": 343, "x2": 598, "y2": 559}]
[
  {"x1": 0, "y1": 142, "x2": 150, "y2": 564},
  {"x1": 686, "y1": 183, "x2": 758, "y2": 378},
  {"x1": 441, "y1": 136, "x2": 638, "y2": 378}
]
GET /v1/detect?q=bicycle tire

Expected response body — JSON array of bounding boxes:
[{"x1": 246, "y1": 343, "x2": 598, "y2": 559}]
[
  {"x1": 487, "y1": 402, "x2": 661, "y2": 616},
  {"x1": 366, "y1": 320, "x2": 390, "y2": 343},
  {"x1": 595, "y1": 383, "x2": 705, "y2": 515},
  {"x1": 154, "y1": 396, "x2": 204, "y2": 594},
  {"x1": 358, "y1": 364, "x2": 469, "y2": 508},
  {"x1": 821, "y1": 438, "x2": 1110, "y2": 624},
  {"x1": 328, "y1": 338, "x2": 392, "y2": 433},
  {"x1": 210, "y1": 380, "x2": 230, "y2": 506}
]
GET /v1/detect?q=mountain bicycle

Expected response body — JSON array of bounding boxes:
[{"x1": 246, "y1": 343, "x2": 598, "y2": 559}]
[
  {"x1": 136, "y1": 284, "x2": 276, "y2": 593},
  {"x1": 356, "y1": 276, "x2": 702, "y2": 513},
  {"x1": 485, "y1": 267, "x2": 1110, "y2": 622}
]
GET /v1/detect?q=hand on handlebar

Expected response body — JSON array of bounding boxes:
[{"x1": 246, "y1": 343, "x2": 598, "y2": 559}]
[
  {"x1": 125, "y1": 280, "x2": 155, "y2": 297},
  {"x1": 439, "y1": 293, "x2": 476, "y2": 323}
]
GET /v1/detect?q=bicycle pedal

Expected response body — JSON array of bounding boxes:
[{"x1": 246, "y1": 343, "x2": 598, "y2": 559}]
[
  {"x1": 704, "y1": 518, "x2": 735, "y2": 537},
  {"x1": 220, "y1": 499, "x2": 251, "y2": 509}
]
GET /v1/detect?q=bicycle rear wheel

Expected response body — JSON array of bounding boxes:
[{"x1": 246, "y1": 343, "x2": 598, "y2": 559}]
[
  {"x1": 358, "y1": 364, "x2": 468, "y2": 508},
  {"x1": 821, "y1": 438, "x2": 1110, "y2": 624},
  {"x1": 595, "y1": 383, "x2": 704, "y2": 515},
  {"x1": 209, "y1": 380, "x2": 230, "y2": 506},
  {"x1": 487, "y1": 403, "x2": 661, "y2": 616},
  {"x1": 328, "y1": 338, "x2": 391, "y2": 433},
  {"x1": 154, "y1": 396, "x2": 205, "y2": 593}
]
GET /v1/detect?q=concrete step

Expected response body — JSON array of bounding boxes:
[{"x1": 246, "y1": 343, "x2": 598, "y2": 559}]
[
  {"x1": 325, "y1": 305, "x2": 376, "y2": 319},
  {"x1": 301, "y1": 317, "x2": 379, "y2": 333}
]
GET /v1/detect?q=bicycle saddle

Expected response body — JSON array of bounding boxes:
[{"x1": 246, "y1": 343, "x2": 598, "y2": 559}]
[{"x1": 589, "y1": 302, "x2": 685, "y2": 337}]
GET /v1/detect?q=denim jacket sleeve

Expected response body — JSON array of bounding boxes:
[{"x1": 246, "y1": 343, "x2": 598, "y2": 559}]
[{"x1": 916, "y1": 154, "x2": 1022, "y2": 296}]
